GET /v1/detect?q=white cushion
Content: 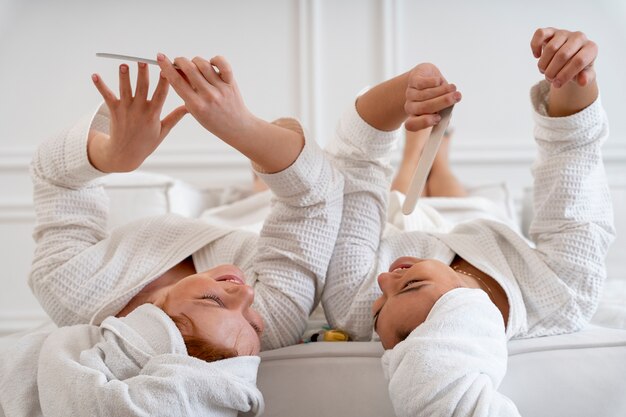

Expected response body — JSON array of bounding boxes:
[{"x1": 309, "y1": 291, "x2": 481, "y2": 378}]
[
  {"x1": 102, "y1": 171, "x2": 208, "y2": 230},
  {"x1": 256, "y1": 325, "x2": 626, "y2": 417}
]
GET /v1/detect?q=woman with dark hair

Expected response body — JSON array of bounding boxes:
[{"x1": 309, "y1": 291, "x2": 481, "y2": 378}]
[{"x1": 322, "y1": 27, "x2": 614, "y2": 416}]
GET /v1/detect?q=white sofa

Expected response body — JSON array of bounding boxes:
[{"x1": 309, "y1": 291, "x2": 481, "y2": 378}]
[{"x1": 9, "y1": 172, "x2": 626, "y2": 417}]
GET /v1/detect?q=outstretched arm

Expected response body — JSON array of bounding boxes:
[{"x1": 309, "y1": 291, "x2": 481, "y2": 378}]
[
  {"x1": 157, "y1": 54, "x2": 303, "y2": 174},
  {"x1": 527, "y1": 28, "x2": 614, "y2": 333},
  {"x1": 158, "y1": 55, "x2": 344, "y2": 349},
  {"x1": 30, "y1": 64, "x2": 187, "y2": 325},
  {"x1": 323, "y1": 65, "x2": 461, "y2": 339}
]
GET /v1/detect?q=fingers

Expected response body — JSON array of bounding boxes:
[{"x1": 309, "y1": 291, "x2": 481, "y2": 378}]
[
  {"x1": 408, "y1": 75, "x2": 444, "y2": 90},
  {"x1": 210, "y1": 55, "x2": 234, "y2": 84},
  {"x1": 192, "y1": 56, "x2": 222, "y2": 86},
  {"x1": 405, "y1": 114, "x2": 443, "y2": 132},
  {"x1": 531, "y1": 28, "x2": 597, "y2": 87},
  {"x1": 406, "y1": 83, "x2": 457, "y2": 102},
  {"x1": 119, "y1": 64, "x2": 132, "y2": 101},
  {"x1": 160, "y1": 105, "x2": 188, "y2": 139},
  {"x1": 91, "y1": 73, "x2": 118, "y2": 109},
  {"x1": 554, "y1": 42, "x2": 597, "y2": 87},
  {"x1": 174, "y1": 57, "x2": 220, "y2": 95},
  {"x1": 405, "y1": 90, "x2": 461, "y2": 119},
  {"x1": 135, "y1": 62, "x2": 149, "y2": 100},
  {"x1": 157, "y1": 53, "x2": 197, "y2": 100},
  {"x1": 543, "y1": 36, "x2": 582, "y2": 80},
  {"x1": 530, "y1": 27, "x2": 556, "y2": 58},
  {"x1": 150, "y1": 72, "x2": 170, "y2": 110},
  {"x1": 575, "y1": 66, "x2": 595, "y2": 87},
  {"x1": 404, "y1": 64, "x2": 460, "y2": 131},
  {"x1": 536, "y1": 30, "x2": 568, "y2": 75}
]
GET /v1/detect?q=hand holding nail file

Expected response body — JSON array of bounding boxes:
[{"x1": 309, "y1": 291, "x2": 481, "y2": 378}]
[{"x1": 401, "y1": 105, "x2": 454, "y2": 215}]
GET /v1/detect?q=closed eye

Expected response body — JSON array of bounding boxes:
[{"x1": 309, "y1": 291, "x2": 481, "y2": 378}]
[
  {"x1": 203, "y1": 295, "x2": 261, "y2": 337},
  {"x1": 403, "y1": 280, "x2": 421, "y2": 289},
  {"x1": 250, "y1": 321, "x2": 262, "y2": 336},
  {"x1": 201, "y1": 294, "x2": 225, "y2": 308}
]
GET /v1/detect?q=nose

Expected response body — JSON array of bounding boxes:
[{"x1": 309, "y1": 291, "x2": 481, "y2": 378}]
[
  {"x1": 377, "y1": 272, "x2": 396, "y2": 294},
  {"x1": 226, "y1": 283, "x2": 255, "y2": 310}
]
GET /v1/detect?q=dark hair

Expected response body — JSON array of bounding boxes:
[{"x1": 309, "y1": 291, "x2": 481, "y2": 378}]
[{"x1": 169, "y1": 315, "x2": 238, "y2": 362}]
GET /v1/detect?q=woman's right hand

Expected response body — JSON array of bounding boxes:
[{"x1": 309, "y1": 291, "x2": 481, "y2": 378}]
[
  {"x1": 156, "y1": 54, "x2": 256, "y2": 145},
  {"x1": 404, "y1": 63, "x2": 461, "y2": 132}
]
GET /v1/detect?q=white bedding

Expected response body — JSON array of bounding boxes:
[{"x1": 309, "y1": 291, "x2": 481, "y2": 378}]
[{"x1": 2, "y1": 175, "x2": 624, "y2": 417}]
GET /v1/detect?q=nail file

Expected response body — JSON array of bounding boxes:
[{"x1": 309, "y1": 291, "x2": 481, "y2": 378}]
[
  {"x1": 401, "y1": 105, "x2": 454, "y2": 215},
  {"x1": 96, "y1": 53, "x2": 160, "y2": 66}
]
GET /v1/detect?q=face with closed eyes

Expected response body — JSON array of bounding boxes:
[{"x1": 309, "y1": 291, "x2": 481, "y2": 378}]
[
  {"x1": 372, "y1": 257, "x2": 466, "y2": 349},
  {"x1": 154, "y1": 264, "x2": 264, "y2": 356}
]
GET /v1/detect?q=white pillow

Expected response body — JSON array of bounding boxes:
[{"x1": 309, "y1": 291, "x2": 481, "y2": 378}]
[{"x1": 103, "y1": 171, "x2": 207, "y2": 230}]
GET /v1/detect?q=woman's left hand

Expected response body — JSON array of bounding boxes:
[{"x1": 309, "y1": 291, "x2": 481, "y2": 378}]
[
  {"x1": 89, "y1": 62, "x2": 187, "y2": 173},
  {"x1": 531, "y1": 28, "x2": 598, "y2": 88}
]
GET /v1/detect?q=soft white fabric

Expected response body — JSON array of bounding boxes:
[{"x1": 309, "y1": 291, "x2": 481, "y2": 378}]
[
  {"x1": 28, "y1": 104, "x2": 344, "y2": 351},
  {"x1": 200, "y1": 189, "x2": 272, "y2": 233},
  {"x1": 0, "y1": 304, "x2": 263, "y2": 417},
  {"x1": 381, "y1": 288, "x2": 520, "y2": 417},
  {"x1": 322, "y1": 81, "x2": 614, "y2": 416}
]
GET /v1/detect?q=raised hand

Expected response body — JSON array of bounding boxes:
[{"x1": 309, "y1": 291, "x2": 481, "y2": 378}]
[
  {"x1": 156, "y1": 54, "x2": 255, "y2": 145},
  {"x1": 531, "y1": 27, "x2": 598, "y2": 88},
  {"x1": 89, "y1": 63, "x2": 187, "y2": 173},
  {"x1": 531, "y1": 28, "x2": 599, "y2": 117},
  {"x1": 404, "y1": 63, "x2": 461, "y2": 132}
]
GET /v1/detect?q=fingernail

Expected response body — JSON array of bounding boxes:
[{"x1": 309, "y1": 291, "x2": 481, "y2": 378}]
[
  {"x1": 545, "y1": 75, "x2": 552, "y2": 82},
  {"x1": 454, "y1": 92, "x2": 461, "y2": 102},
  {"x1": 553, "y1": 79, "x2": 561, "y2": 88},
  {"x1": 120, "y1": 64, "x2": 128, "y2": 74},
  {"x1": 138, "y1": 62, "x2": 146, "y2": 68},
  {"x1": 157, "y1": 53, "x2": 165, "y2": 61},
  {"x1": 91, "y1": 74, "x2": 98, "y2": 82}
]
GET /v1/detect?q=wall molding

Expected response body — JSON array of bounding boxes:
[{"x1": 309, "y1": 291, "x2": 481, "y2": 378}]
[
  {"x1": 297, "y1": 0, "x2": 321, "y2": 142},
  {"x1": 2, "y1": 143, "x2": 626, "y2": 172},
  {"x1": 0, "y1": 200, "x2": 35, "y2": 222},
  {"x1": 0, "y1": 311, "x2": 49, "y2": 337},
  {"x1": 381, "y1": 0, "x2": 400, "y2": 79}
]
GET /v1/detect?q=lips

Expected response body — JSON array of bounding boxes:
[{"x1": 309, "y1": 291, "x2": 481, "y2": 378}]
[
  {"x1": 215, "y1": 275, "x2": 245, "y2": 285},
  {"x1": 388, "y1": 256, "x2": 421, "y2": 273}
]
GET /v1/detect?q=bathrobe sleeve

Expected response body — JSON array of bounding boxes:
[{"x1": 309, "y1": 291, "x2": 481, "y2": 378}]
[
  {"x1": 242, "y1": 132, "x2": 345, "y2": 350},
  {"x1": 321, "y1": 101, "x2": 401, "y2": 340},
  {"x1": 528, "y1": 81, "x2": 615, "y2": 332},
  {"x1": 382, "y1": 288, "x2": 521, "y2": 417},
  {"x1": 36, "y1": 304, "x2": 264, "y2": 417},
  {"x1": 29, "y1": 105, "x2": 233, "y2": 326}
]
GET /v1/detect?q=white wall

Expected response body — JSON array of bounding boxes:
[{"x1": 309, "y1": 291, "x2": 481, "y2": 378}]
[{"x1": 1, "y1": 0, "x2": 625, "y2": 335}]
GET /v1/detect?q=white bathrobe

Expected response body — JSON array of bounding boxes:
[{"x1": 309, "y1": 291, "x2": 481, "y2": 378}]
[
  {"x1": 0, "y1": 304, "x2": 263, "y2": 417},
  {"x1": 0, "y1": 103, "x2": 343, "y2": 416},
  {"x1": 27, "y1": 104, "x2": 343, "y2": 351},
  {"x1": 322, "y1": 81, "x2": 615, "y2": 416}
]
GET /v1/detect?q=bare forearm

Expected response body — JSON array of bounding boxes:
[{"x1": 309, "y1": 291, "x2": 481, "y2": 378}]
[
  {"x1": 548, "y1": 79, "x2": 598, "y2": 117},
  {"x1": 225, "y1": 117, "x2": 304, "y2": 174},
  {"x1": 356, "y1": 71, "x2": 410, "y2": 131}
]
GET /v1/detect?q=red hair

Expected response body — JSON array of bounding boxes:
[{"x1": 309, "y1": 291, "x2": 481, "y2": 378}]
[{"x1": 169, "y1": 315, "x2": 237, "y2": 362}]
